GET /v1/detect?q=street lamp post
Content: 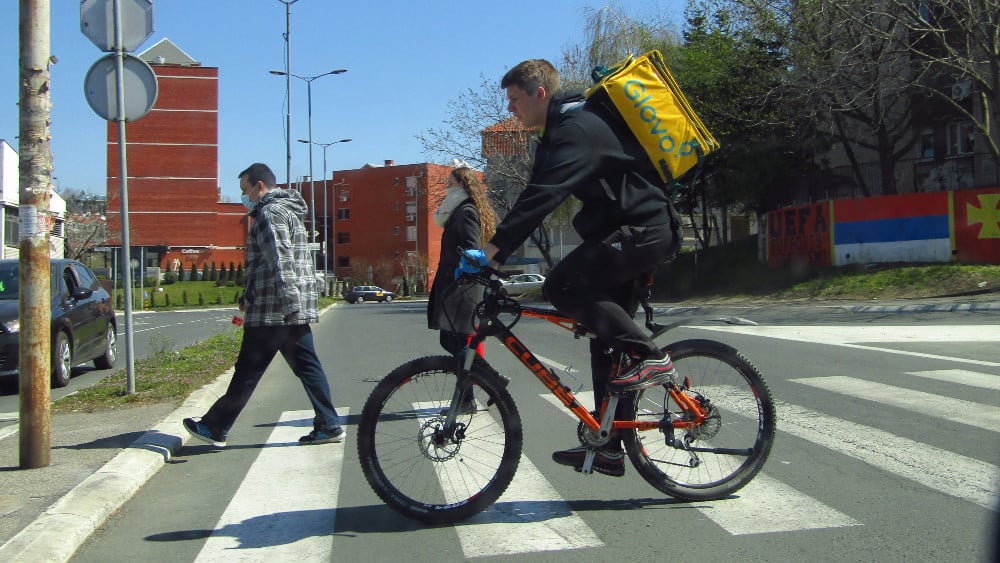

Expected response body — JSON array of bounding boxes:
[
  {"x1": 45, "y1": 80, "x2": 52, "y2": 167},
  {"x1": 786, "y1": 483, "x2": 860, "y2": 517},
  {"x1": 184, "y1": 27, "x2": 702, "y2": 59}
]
[
  {"x1": 299, "y1": 138, "x2": 351, "y2": 292},
  {"x1": 276, "y1": 0, "x2": 299, "y2": 187},
  {"x1": 268, "y1": 69, "x2": 346, "y2": 268}
]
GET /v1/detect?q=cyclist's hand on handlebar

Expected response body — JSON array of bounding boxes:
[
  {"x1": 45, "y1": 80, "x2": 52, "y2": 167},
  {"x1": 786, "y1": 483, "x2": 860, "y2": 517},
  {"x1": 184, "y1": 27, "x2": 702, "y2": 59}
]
[{"x1": 455, "y1": 248, "x2": 488, "y2": 279}]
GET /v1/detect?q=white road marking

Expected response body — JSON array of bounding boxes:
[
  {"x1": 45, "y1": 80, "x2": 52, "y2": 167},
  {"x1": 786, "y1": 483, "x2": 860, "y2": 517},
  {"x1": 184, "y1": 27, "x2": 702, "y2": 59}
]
[
  {"x1": 906, "y1": 369, "x2": 1000, "y2": 391},
  {"x1": 540, "y1": 392, "x2": 860, "y2": 535},
  {"x1": 687, "y1": 325, "x2": 1000, "y2": 367},
  {"x1": 462, "y1": 455, "x2": 604, "y2": 557},
  {"x1": 194, "y1": 408, "x2": 349, "y2": 562},
  {"x1": 770, "y1": 400, "x2": 999, "y2": 511},
  {"x1": 791, "y1": 376, "x2": 1000, "y2": 433},
  {"x1": 412, "y1": 400, "x2": 604, "y2": 557}
]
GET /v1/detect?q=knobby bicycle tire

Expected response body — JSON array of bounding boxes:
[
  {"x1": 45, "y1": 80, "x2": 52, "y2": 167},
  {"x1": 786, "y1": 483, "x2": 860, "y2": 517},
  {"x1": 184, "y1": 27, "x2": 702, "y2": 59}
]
[
  {"x1": 621, "y1": 339, "x2": 776, "y2": 500},
  {"x1": 357, "y1": 356, "x2": 523, "y2": 524}
]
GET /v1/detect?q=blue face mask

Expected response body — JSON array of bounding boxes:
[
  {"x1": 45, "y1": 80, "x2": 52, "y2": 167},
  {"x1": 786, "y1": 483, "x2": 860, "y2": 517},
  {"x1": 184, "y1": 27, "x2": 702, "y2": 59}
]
[{"x1": 241, "y1": 194, "x2": 254, "y2": 210}]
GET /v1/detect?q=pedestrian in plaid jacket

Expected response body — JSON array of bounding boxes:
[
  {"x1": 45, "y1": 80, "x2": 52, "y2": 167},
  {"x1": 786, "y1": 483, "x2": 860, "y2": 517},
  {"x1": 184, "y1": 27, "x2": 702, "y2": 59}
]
[{"x1": 183, "y1": 163, "x2": 345, "y2": 447}]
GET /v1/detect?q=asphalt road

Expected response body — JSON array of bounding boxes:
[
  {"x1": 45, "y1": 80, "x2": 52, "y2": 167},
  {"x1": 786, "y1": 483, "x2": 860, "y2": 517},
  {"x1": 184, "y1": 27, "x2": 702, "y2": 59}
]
[{"x1": 66, "y1": 300, "x2": 1000, "y2": 562}]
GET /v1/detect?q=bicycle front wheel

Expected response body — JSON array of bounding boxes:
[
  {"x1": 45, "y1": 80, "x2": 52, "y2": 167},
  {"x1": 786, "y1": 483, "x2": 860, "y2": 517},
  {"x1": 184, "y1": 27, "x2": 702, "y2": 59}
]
[
  {"x1": 621, "y1": 339, "x2": 776, "y2": 501},
  {"x1": 357, "y1": 356, "x2": 522, "y2": 524}
]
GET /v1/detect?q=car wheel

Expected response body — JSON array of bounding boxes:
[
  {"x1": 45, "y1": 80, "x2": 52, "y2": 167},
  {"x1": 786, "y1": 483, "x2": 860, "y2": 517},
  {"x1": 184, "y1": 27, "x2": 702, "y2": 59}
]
[
  {"x1": 384, "y1": 295, "x2": 393, "y2": 302},
  {"x1": 356, "y1": 296, "x2": 365, "y2": 304},
  {"x1": 51, "y1": 331, "x2": 72, "y2": 388},
  {"x1": 93, "y1": 324, "x2": 117, "y2": 370}
]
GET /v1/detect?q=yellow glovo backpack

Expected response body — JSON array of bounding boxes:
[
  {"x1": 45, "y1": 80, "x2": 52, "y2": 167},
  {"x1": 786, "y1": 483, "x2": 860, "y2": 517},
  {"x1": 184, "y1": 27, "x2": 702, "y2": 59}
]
[{"x1": 586, "y1": 50, "x2": 720, "y2": 185}]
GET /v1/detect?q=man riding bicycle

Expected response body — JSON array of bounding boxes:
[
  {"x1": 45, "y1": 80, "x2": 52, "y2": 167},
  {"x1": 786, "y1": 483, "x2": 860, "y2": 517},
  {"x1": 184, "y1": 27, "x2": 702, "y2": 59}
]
[{"x1": 468, "y1": 59, "x2": 681, "y2": 477}]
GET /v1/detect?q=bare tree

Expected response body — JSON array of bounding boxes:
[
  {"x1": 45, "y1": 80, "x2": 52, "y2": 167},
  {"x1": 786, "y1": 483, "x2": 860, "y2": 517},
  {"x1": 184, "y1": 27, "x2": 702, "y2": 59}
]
[
  {"x1": 837, "y1": 0, "x2": 1000, "y2": 159},
  {"x1": 417, "y1": 76, "x2": 567, "y2": 267}
]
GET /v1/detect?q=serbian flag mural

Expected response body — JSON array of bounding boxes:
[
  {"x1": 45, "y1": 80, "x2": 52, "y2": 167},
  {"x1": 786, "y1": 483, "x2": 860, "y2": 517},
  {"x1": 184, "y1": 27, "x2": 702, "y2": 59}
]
[
  {"x1": 952, "y1": 188, "x2": 1000, "y2": 263},
  {"x1": 832, "y1": 193, "x2": 951, "y2": 265},
  {"x1": 768, "y1": 189, "x2": 1000, "y2": 267}
]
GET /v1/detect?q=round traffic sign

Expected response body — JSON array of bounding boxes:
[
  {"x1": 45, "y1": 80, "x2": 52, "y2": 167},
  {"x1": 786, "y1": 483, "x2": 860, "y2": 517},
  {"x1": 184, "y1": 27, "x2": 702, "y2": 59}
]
[{"x1": 84, "y1": 53, "x2": 159, "y2": 121}]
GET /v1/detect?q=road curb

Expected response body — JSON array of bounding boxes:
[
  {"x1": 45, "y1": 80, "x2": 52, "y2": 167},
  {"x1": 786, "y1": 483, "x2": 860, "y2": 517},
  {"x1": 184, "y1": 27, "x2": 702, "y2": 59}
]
[{"x1": 0, "y1": 368, "x2": 234, "y2": 562}]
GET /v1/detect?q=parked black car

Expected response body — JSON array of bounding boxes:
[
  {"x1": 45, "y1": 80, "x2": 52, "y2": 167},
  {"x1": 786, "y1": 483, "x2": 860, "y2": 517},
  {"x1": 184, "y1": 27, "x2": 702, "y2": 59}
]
[
  {"x1": 0, "y1": 259, "x2": 117, "y2": 388},
  {"x1": 343, "y1": 285, "x2": 395, "y2": 304}
]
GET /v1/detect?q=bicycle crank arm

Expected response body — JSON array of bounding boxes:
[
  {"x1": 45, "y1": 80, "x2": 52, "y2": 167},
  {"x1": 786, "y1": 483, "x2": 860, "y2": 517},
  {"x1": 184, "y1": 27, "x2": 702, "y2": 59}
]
[{"x1": 581, "y1": 449, "x2": 597, "y2": 475}]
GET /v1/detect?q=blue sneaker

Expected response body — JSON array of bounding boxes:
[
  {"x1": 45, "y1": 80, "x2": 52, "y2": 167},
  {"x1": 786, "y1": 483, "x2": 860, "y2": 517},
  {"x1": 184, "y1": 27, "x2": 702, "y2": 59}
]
[
  {"x1": 299, "y1": 427, "x2": 347, "y2": 445},
  {"x1": 183, "y1": 417, "x2": 226, "y2": 448}
]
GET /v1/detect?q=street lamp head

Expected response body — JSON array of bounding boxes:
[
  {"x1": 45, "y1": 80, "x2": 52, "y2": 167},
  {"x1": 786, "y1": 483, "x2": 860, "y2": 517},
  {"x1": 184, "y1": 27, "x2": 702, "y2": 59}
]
[
  {"x1": 268, "y1": 70, "x2": 287, "y2": 76},
  {"x1": 338, "y1": 138, "x2": 352, "y2": 143},
  {"x1": 329, "y1": 69, "x2": 348, "y2": 75}
]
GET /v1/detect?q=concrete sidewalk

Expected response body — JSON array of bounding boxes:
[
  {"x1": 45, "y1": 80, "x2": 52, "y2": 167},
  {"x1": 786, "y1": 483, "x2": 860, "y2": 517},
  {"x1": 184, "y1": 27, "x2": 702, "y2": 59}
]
[
  {"x1": 0, "y1": 294, "x2": 997, "y2": 562},
  {"x1": 0, "y1": 369, "x2": 233, "y2": 562}
]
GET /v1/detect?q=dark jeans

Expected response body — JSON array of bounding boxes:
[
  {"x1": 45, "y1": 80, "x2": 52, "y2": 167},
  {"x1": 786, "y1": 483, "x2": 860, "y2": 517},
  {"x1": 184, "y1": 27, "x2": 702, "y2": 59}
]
[
  {"x1": 201, "y1": 324, "x2": 341, "y2": 439},
  {"x1": 543, "y1": 222, "x2": 678, "y2": 400}
]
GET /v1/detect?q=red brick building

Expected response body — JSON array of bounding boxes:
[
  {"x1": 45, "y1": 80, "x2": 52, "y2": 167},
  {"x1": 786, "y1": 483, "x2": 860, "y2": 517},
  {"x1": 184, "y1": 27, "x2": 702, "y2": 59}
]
[
  {"x1": 298, "y1": 161, "x2": 458, "y2": 292},
  {"x1": 104, "y1": 39, "x2": 246, "y2": 278},
  {"x1": 102, "y1": 40, "x2": 466, "y2": 291}
]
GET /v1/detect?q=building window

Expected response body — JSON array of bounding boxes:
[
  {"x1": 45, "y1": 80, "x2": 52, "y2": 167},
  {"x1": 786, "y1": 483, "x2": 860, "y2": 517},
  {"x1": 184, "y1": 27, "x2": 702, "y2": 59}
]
[
  {"x1": 339, "y1": 189, "x2": 350, "y2": 202},
  {"x1": 919, "y1": 129, "x2": 934, "y2": 159},
  {"x1": 946, "y1": 121, "x2": 974, "y2": 156},
  {"x1": 393, "y1": 201, "x2": 399, "y2": 211},
  {"x1": 337, "y1": 208, "x2": 350, "y2": 220},
  {"x1": 51, "y1": 217, "x2": 65, "y2": 238},
  {"x1": 337, "y1": 256, "x2": 350, "y2": 268},
  {"x1": 4, "y1": 210, "x2": 18, "y2": 244},
  {"x1": 405, "y1": 176, "x2": 417, "y2": 196},
  {"x1": 406, "y1": 226, "x2": 417, "y2": 241},
  {"x1": 393, "y1": 226, "x2": 400, "y2": 236},
  {"x1": 406, "y1": 202, "x2": 416, "y2": 222},
  {"x1": 337, "y1": 232, "x2": 350, "y2": 244}
]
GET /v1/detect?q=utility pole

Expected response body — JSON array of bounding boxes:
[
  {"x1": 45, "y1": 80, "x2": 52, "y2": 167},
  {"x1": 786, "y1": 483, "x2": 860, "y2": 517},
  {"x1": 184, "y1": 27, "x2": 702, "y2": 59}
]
[
  {"x1": 18, "y1": 0, "x2": 53, "y2": 468},
  {"x1": 277, "y1": 0, "x2": 298, "y2": 187}
]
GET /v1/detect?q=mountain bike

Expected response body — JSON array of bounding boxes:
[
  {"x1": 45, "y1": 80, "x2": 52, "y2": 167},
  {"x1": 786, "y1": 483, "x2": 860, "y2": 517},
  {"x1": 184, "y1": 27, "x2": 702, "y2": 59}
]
[{"x1": 357, "y1": 264, "x2": 776, "y2": 524}]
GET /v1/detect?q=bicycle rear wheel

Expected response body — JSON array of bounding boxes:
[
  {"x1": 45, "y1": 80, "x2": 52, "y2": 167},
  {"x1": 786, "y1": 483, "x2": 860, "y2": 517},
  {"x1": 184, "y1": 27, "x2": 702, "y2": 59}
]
[
  {"x1": 621, "y1": 339, "x2": 775, "y2": 501},
  {"x1": 357, "y1": 355, "x2": 522, "y2": 524}
]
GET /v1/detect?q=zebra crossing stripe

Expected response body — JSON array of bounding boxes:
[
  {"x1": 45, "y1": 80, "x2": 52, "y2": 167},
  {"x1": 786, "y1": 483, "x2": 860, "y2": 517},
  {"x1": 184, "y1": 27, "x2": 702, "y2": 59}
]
[
  {"x1": 688, "y1": 325, "x2": 1000, "y2": 367},
  {"x1": 194, "y1": 408, "x2": 349, "y2": 562},
  {"x1": 771, "y1": 400, "x2": 999, "y2": 511},
  {"x1": 791, "y1": 376, "x2": 1000, "y2": 433},
  {"x1": 538, "y1": 392, "x2": 860, "y2": 535},
  {"x1": 461, "y1": 455, "x2": 605, "y2": 557},
  {"x1": 906, "y1": 369, "x2": 1000, "y2": 391},
  {"x1": 412, "y1": 401, "x2": 603, "y2": 557}
]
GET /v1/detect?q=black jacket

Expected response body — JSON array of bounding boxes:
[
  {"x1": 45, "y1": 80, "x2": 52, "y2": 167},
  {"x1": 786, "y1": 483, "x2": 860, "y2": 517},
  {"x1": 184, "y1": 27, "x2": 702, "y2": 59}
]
[
  {"x1": 490, "y1": 92, "x2": 674, "y2": 264},
  {"x1": 427, "y1": 199, "x2": 483, "y2": 333}
]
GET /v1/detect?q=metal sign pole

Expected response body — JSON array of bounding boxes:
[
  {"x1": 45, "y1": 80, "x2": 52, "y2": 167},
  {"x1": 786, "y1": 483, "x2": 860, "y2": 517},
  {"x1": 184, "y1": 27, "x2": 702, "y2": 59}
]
[{"x1": 112, "y1": 0, "x2": 136, "y2": 394}]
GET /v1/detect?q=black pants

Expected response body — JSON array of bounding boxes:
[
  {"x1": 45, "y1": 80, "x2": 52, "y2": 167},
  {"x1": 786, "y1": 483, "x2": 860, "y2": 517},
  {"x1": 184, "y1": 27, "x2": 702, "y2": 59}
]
[
  {"x1": 201, "y1": 324, "x2": 342, "y2": 439},
  {"x1": 543, "y1": 222, "x2": 678, "y2": 400}
]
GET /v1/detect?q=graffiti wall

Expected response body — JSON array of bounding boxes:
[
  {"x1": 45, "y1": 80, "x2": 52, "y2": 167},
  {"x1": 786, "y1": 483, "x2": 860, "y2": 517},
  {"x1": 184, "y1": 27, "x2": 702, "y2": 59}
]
[
  {"x1": 767, "y1": 188, "x2": 1000, "y2": 266},
  {"x1": 767, "y1": 202, "x2": 831, "y2": 266}
]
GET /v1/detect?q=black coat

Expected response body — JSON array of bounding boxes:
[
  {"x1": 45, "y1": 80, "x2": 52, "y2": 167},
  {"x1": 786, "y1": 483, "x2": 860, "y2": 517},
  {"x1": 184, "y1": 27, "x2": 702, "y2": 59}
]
[
  {"x1": 489, "y1": 91, "x2": 674, "y2": 264},
  {"x1": 427, "y1": 199, "x2": 484, "y2": 333}
]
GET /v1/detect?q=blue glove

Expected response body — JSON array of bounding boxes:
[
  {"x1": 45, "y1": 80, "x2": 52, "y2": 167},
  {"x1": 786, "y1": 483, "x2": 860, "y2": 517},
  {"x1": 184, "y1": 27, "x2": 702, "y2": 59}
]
[{"x1": 454, "y1": 248, "x2": 488, "y2": 279}]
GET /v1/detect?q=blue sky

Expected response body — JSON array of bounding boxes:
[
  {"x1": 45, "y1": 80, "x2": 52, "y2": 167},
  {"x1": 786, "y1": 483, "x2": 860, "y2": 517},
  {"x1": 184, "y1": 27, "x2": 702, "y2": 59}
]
[{"x1": 2, "y1": 1, "x2": 684, "y2": 202}]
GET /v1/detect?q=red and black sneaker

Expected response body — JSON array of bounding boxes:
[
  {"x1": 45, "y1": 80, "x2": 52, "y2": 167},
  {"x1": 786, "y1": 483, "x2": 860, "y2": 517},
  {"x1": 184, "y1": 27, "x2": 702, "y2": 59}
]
[{"x1": 608, "y1": 353, "x2": 676, "y2": 392}]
